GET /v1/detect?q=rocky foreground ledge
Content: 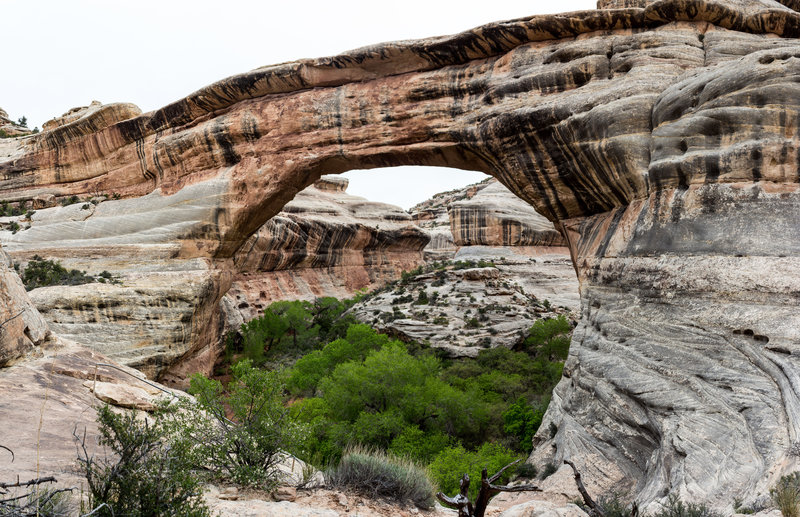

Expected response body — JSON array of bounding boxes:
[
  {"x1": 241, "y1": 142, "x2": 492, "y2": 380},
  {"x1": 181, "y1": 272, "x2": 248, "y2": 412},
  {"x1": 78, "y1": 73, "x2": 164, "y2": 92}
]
[{"x1": 1, "y1": 0, "x2": 800, "y2": 509}]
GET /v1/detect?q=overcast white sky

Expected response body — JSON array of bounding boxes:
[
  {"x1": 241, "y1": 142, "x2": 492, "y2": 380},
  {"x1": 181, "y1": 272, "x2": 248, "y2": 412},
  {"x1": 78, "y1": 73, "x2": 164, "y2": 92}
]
[{"x1": 2, "y1": 0, "x2": 595, "y2": 209}]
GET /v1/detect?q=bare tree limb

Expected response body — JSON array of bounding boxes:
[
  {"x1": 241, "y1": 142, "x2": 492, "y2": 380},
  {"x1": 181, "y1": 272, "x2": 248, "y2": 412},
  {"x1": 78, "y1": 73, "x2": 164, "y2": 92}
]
[
  {"x1": 0, "y1": 476, "x2": 57, "y2": 490},
  {"x1": 437, "y1": 460, "x2": 542, "y2": 517},
  {"x1": 565, "y1": 459, "x2": 605, "y2": 517},
  {"x1": 0, "y1": 310, "x2": 25, "y2": 333}
]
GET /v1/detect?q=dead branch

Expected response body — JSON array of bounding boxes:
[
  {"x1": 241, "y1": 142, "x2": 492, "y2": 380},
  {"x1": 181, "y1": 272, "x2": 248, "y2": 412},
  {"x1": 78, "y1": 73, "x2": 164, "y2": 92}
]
[
  {"x1": 0, "y1": 476, "x2": 57, "y2": 490},
  {"x1": 0, "y1": 444, "x2": 71, "y2": 517},
  {"x1": 437, "y1": 459, "x2": 542, "y2": 517},
  {"x1": 0, "y1": 310, "x2": 25, "y2": 333},
  {"x1": 0, "y1": 445, "x2": 13, "y2": 462},
  {"x1": 565, "y1": 459, "x2": 605, "y2": 517}
]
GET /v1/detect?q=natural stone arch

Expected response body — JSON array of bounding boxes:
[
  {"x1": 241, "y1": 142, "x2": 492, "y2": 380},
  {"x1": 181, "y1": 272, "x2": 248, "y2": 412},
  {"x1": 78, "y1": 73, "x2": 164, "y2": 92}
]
[{"x1": 2, "y1": 0, "x2": 800, "y2": 508}]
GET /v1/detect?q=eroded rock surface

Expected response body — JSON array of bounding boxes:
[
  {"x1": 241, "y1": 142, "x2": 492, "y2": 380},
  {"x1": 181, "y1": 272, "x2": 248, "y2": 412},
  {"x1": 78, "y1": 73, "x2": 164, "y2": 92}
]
[
  {"x1": 0, "y1": 175, "x2": 425, "y2": 382},
  {"x1": 0, "y1": 338, "x2": 181, "y2": 490},
  {"x1": 0, "y1": 107, "x2": 33, "y2": 138},
  {"x1": 0, "y1": 0, "x2": 799, "y2": 507},
  {"x1": 0, "y1": 245, "x2": 48, "y2": 366},
  {"x1": 351, "y1": 258, "x2": 576, "y2": 357},
  {"x1": 227, "y1": 175, "x2": 427, "y2": 322},
  {"x1": 411, "y1": 178, "x2": 566, "y2": 258}
]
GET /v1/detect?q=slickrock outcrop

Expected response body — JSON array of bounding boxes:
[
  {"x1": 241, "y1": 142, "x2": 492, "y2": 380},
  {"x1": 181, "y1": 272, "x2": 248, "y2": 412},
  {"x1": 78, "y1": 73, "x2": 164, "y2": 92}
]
[
  {"x1": 0, "y1": 183, "x2": 233, "y2": 380},
  {"x1": 450, "y1": 180, "x2": 566, "y2": 248},
  {"x1": 0, "y1": 337, "x2": 181, "y2": 490},
  {"x1": 350, "y1": 261, "x2": 575, "y2": 357},
  {"x1": 227, "y1": 175, "x2": 427, "y2": 322},
  {"x1": 41, "y1": 100, "x2": 142, "y2": 132},
  {"x1": 0, "y1": 107, "x2": 33, "y2": 138},
  {"x1": 1, "y1": 0, "x2": 800, "y2": 507},
  {"x1": 410, "y1": 180, "x2": 487, "y2": 256}
]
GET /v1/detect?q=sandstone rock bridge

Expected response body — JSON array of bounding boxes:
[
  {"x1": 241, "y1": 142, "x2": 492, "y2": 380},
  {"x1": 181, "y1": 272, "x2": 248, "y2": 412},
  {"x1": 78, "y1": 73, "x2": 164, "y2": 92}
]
[{"x1": 2, "y1": 0, "x2": 800, "y2": 508}]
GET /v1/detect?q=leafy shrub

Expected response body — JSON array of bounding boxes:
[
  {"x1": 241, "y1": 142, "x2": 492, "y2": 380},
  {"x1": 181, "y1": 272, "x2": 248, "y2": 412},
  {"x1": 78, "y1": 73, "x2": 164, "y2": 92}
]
[
  {"x1": 772, "y1": 472, "x2": 800, "y2": 517},
  {"x1": 466, "y1": 317, "x2": 481, "y2": 328},
  {"x1": 451, "y1": 259, "x2": 495, "y2": 270},
  {"x1": 76, "y1": 404, "x2": 209, "y2": 517},
  {"x1": 60, "y1": 196, "x2": 80, "y2": 206},
  {"x1": 524, "y1": 315, "x2": 572, "y2": 361},
  {"x1": 176, "y1": 360, "x2": 309, "y2": 489},
  {"x1": 287, "y1": 324, "x2": 395, "y2": 396},
  {"x1": 514, "y1": 462, "x2": 538, "y2": 479},
  {"x1": 428, "y1": 443, "x2": 520, "y2": 501},
  {"x1": 401, "y1": 266, "x2": 423, "y2": 284},
  {"x1": 238, "y1": 297, "x2": 357, "y2": 366},
  {"x1": 20, "y1": 256, "x2": 96, "y2": 290},
  {"x1": 502, "y1": 397, "x2": 545, "y2": 453},
  {"x1": 8, "y1": 221, "x2": 19, "y2": 234},
  {"x1": 292, "y1": 342, "x2": 492, "y2": 465},
  {"x1": 594, "y1": 492, "x2": 635, "y2": 517},
  {"x1": 326, "y1": 446, "x2": 435, "y2": 509},
  {"x1": 388, "y1": 426, "x2": 451, "y2": 464},
  {"x1": 540, "y1": 462, "x2": 558, "y2": 479}
]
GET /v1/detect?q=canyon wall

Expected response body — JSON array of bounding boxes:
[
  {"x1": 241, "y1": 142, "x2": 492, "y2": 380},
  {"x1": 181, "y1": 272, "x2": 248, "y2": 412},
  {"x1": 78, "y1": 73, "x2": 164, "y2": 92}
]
[
  {"x1": 1, "y1": 0, "x2": 800, "y2": 506},
  {"x1": 410, "y1": 178, "x2": 567, "y2": 256},
  {"x1": 227, "y1": 175, "x2": 427, "y2": 322},
  {"x1": 0, "y1": 172, "x2": 425, "y2": 380}
]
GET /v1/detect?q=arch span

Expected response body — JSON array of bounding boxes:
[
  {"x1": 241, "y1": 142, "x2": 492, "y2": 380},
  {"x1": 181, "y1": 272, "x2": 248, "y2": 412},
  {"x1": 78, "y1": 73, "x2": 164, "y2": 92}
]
[{"x1": 2, "y1": 0, "x2": 800, "y2": 507}]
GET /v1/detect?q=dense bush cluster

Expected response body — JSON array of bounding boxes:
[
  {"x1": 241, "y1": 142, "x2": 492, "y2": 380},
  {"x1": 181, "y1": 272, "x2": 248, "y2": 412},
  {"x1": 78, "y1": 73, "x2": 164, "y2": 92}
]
[
  {"x1": 180, "y1": 360, "x2": 308, "y2": 488},
  {"x1": 234, "y1": 296, "x2": 361, "y2": 366},
  {"x1": 18, "y1": 256, "x2": 119, "y2": 291},
  {"x1": 58, "y1": 286, "x2": 572, "y2": 512},
  {"x1": 225, "y1": 297, "x2": 573, "y2": 495},
  {"x1": 0, "y1": 200, "x2": 32, "y2": 217},
  {"x1": 76, "y1": 405, "x2": 210, "y2": 517}
]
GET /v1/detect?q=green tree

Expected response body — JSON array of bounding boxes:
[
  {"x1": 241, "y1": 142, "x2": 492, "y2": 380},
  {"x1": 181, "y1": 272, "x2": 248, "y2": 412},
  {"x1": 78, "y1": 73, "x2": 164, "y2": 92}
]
[
  {"x1": 76, "y1": 405, "x2": 209, "y2": 517},
  {"x1": 428, "y1": 443, "x2": 521, "y2": 501},
  {"x1": 502, "y1": 397, "x2": 545, "y2": 453},
  {"x1": 287, "y1": 324, "x2": 395, "y2": 396},
  {"x1": 524, "y1": 315, "x2": 572, "y2": 360},
  {"x1": 389, "y1": 426, "x2": 451, "y2": 463},
  {"x1": 176, "y1": 360, "x2": 309, "y2": 488}
]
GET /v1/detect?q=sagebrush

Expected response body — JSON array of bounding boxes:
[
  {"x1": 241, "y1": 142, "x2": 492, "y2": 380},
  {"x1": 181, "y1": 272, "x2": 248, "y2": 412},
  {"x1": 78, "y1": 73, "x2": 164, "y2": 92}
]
[{"x1": 325, "y1": 446, "x2": 435, "y2": 509}]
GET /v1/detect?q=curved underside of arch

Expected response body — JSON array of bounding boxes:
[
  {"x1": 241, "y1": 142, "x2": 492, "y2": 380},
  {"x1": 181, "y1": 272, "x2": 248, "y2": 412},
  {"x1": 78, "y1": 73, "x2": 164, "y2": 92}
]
[{"x1": 2, "y1": 0, "x2": 800, "y2": 507}]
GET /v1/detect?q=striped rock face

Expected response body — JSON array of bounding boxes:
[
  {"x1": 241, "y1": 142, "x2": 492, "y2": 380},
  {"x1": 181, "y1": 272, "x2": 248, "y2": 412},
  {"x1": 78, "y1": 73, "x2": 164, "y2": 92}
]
[{"x1": 1, "y1": 0, "x2": 800, "y2": 506}]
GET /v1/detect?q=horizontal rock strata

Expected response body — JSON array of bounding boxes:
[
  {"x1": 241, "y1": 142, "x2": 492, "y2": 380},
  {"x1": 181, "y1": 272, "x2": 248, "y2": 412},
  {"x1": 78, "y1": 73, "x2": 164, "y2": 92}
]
[
  {"x1": 0, "y1": 175, "x2": 426, "y2": 380},
  {"x1": 227, "y1": 176, "x2": 427, "y2": 321},
  {"x1": 410, "y1": 178, "x2": 567, "y2": 257},
  {"x1": 0, "y1": 0, "x2": 799, "y2": 507}
]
